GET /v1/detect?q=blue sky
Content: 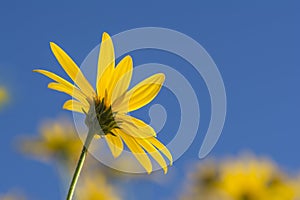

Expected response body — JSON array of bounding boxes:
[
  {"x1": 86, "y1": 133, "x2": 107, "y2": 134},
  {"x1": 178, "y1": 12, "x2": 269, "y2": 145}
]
[{"x1": 0, "y1": 1, "x2": 299, "y2": 199}]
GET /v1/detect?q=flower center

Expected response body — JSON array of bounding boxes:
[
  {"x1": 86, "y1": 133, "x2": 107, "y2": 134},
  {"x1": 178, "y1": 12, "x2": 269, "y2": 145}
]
[{"x1": 84, "y1": 97, "x2": 119, "y2": 136}]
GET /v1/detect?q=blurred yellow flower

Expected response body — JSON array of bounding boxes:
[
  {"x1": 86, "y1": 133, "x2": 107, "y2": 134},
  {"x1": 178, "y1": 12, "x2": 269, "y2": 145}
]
[
  {"x1": 182, "y1": 155, "x2": 300, "y2": 200},
  {"x1": 19, "y1": 118, "x2": 124, "y2": 200},
  {"x1": 20, "y1": 119, "x2": 82, "y2": 167},
  {"x1": 181, "y1": 160, "x2": 226, "y2": 200},
  {"x1": 34, "y1": 32, "x2": 172, "y2": 174},
  {"x1": 76, "y1": 173, "x2": 121, "y2": 200},
  {"x1": 0, "y1": 86, "x2": 8, "y2": 109},
  {"x1": 19, "y1": 117, "x2": 144, "y2": 181},
  {"x1": 0, "y1": 192, "x2": 25, "y2": 200},
  {"x1": 218, "y1": 157, "x2": 292, "y2": 200}
]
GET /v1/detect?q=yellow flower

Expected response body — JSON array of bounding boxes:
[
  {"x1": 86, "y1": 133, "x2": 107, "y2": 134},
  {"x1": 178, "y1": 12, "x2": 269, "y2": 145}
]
[
  {"x1": 181, "y1": 155, "x2": 300, "y2": 200},
  {"x1": 0, "y1": 86, "x2": 8, "y2": 108},
  {"x1": 181, "y1": 161, "x2": 226, "y2": 200},
  {"x1": 218, "y1": 157, "x2": 296, "y2": 200},
  {"x1": 219, "y1": 158, "x2": 274, "y2": 200},
  {"x1": 76, "y1": 173, "x2": 121, "y2": 200},
  {"x1": 0, "y1": 192, "x2": 26, "y2": 200},
  {"x1": 20, "y1": 119, "x2": 82, "y2": 166},
  {"x1": 34, "y1": 32, "x2": 172, "y2": 174}
]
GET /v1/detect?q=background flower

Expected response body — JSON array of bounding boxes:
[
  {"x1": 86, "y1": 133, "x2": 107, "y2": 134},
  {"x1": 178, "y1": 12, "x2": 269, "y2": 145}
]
[
  {"x1": 76, "y1": 173, "x2": 121, "y2": 200},
  {"x1": 19, "y1": 118, "x2": 83, "y2": 168},
  {"x1": 181, "y1": 155, "x2": 300, "y2": 200},
  {"x1": 0, "y1": 191, "x2": 26, "y2": 200},
  {"x1": 0, "y1": 86, "x2": 8, "y2": 109}
]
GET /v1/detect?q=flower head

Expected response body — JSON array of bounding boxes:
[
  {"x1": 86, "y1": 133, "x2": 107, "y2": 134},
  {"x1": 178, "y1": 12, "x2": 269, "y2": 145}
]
[
  {"x1": 0, "y1": 192, "x2": 26, "y2": 200},
  {"x1": 76, "y1": 173, "x2": 121, "y2": 200},
  {"x1": 0, "y1": 86, "x2": 8, "y2": 109},
  {"x1": 20, "y1": 119, "x2": 82, "y2": 167},
  {"x1": 34, "y1": 32, "x2": 172, "y2": 173},
  {"x1": 181, "y1": 155, "x2": 300, "y2": 200}
]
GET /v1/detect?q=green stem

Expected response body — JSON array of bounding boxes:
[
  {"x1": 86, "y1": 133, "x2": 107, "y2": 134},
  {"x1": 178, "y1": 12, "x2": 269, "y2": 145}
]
[{"x1": 66, "y1": 131, "x2": 94, "y2": 200}]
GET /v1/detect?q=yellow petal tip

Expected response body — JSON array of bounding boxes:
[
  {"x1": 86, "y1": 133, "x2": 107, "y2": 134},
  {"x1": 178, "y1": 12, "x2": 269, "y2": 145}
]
[
  {"x1": 162, "y1": 166, "x2": 168, "y2": 174},
  {"x1": 124, "y1": 55, "x2": 133, "y2": 60},
  {"x1": 102, "y1": 32, "x2": 111, "y2": 41},
  {"x1": 169, "y1": 158, "x2": 173, "y2": 166},
  {"x1": 111, "y1": 151, "x2": 120, "y2": 158},
  {"x1": 112, "y1": 154, "x2": 119, "y2": 159},
  {"x1": 49, "y1": 42, "x2": 59, "y2": 51},
  {"x1": 62, "y1": 101, "x2": 69, "y2": 109},
  {"x1": 158, "y1": 73, "x2": 166, "y2": 81},
  {"x1": 145, "y1": 166, "x2": 152, "y2": 175},
  {"x1": 49, "y1": 41, "x2": 55, "y2": 47}
]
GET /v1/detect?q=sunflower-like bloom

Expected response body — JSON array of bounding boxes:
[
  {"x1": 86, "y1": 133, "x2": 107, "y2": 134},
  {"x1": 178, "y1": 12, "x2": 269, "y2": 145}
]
[
  {"x1": 0, "y1": 86, "x2": 8, "y2": 109},
  {"x1": 0, "y1": 193, "x2": 26, "y2": 200},
  {"x1": 76, "y1": 174, "x2": 121, "y2": 200},
  {"x1": 181, "y1": 155, "x2": 300, "y2": 200},
  {"x1": 219, "y1": 157, "x2": 296, "y2": 200},
  {"x1": 34, "y1": 32, "x2": 172, "y2": 174},
  {"x1": 19, "y1": 119, "x2": 82, "y2": 167}
]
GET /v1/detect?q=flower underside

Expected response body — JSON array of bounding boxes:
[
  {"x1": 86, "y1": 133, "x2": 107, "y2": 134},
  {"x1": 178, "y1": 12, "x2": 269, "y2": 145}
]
[
  {"x1": 34, "y1": 32, "x2": 173, "y2": 175},
  {"x1": 84, "y1": 96, "x2": 120, "y2": 137}
]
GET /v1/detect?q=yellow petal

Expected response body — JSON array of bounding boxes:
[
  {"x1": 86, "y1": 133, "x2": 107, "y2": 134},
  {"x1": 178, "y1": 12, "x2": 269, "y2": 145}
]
[
  {"x1": 96, "y1": 32, "x2": 115, "y2": 101},
  {"x1": 50, "y1": 42, "x2": 95, "y2": 97},
  {"x1": 115, "y1": 73, "x2": 165, "y2": 113},
  {"x1": 105, "y1": 131, "x2": 123, "y2": 158},
  {"x1": 136, "y1": 138, "x2": 168, "y2": 174},
  {"x1": 97, "y1": 64, "x2": 113, "y2": 105},
  {"x1": 116, "y1": 114, "x2": 156, "y2": 138},
  {"x1": 118, "y1": 130, "x2": 152, "y2": 174},
  {"x1": 110, "y1": 55, "x2": 133, "y2": 104},
  {"x1": 63, "y1": 99, "x2": 88, "y2": 113},
  {"x1": 47, "y1": 82, "x2": 88, "y2": 105},
  {"x1": 148, "y1": 137, "x2": 173, "y2": 166},
  {"x1": 33, "y1": 69, "x2": 75, "y2": 89}
]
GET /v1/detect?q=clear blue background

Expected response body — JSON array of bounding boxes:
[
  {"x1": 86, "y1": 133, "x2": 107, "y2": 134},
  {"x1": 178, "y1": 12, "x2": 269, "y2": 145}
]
[{"x1": 0, "y1": 0, "x2": 299, "y2": 199}]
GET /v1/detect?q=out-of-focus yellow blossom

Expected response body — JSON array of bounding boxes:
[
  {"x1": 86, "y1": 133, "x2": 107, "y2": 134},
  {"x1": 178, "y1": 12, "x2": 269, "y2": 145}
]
[
  {"x1": 18, "y1": 119, "x2": 125, "y2": 172},
  {"x1": 0, "y1": 193, "x2": 25, "y2": 200},
  {"x1": 218, "y1": 157, "x2": 295, "y2": 200},
  {"x1": 19, "y1": 118, "x2": 145, "y2": 180},
  {"x1": 90, "y1": 153, "x2": 141, "y2": 179},
  {"x1": 181, "y1": 155, "x2": 300, "y2": 200},
  {"x1": 0, "y1": 86, "x2": 8, "y2": 109},
  {"x1": 181, "y1": 160, "x2": 227, "y2": 200},
  {"x1": 288, "y1": 176, "x2": 300, "y2": 200},
  {"x1": 19, "y1": 119, "x2": 123, "y2": 199},
  {"x1": 20, "y1": 119, "x2": 82, "y2": 167},
  {"x1": 76, "y1": 173, "x2": 121, "y2": 200}
]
